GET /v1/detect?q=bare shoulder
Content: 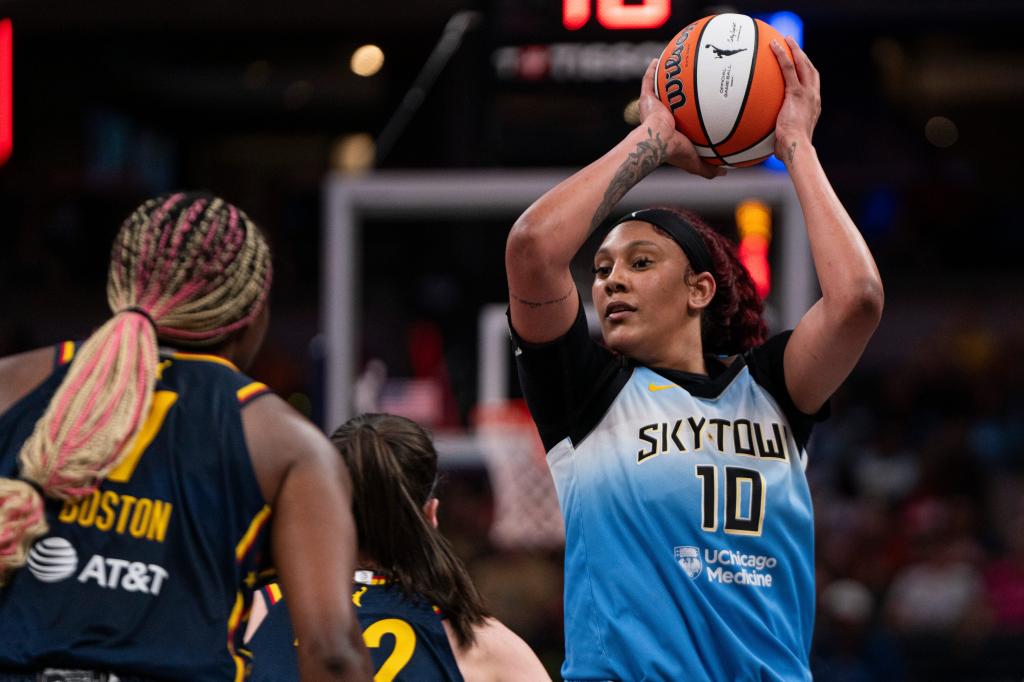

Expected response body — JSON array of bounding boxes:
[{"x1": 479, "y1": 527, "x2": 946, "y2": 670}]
[
  {"x1": 0, "y1": 346, "x2": 59, "y2": 417},
  {"x1": 240, "y1": 392, "x2": 344, "y2": 504},
  {"x1": 446, "y1": 618, "x2": 550, "y2": 682},
  {"x1": 241, "y1": 392, "x2": 332, "y2": 460}
]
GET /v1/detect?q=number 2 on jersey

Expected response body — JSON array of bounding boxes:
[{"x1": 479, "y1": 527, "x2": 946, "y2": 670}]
[
  {"x1": 695, "y1": 465, "x2": 765, "y2": 536},
  {"x1": 363, "y1": 618, "x2": 416, "y2": 682}
]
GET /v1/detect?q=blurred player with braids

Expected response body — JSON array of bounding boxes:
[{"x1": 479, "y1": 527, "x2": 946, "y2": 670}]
[
  {"x1": 245, "y1": 413, "x2": 548, "y2": 681},
  {"x1": 0, "y1": 192, "x2": 370, "y2": 681},
  {"x1": 505, "y1": 40, "x2": 883, "y2": 680}
]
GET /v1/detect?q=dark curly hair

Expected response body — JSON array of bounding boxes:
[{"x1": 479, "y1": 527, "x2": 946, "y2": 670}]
[{"x1": 654, "y1": 207, "x2": 767, "y2": 355}]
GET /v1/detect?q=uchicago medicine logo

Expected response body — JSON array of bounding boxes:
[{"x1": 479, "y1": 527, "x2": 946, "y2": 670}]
[
  {"x1": 675, "y1": 545, "x2": 778, "y2": 588},
  {"x1": 674, "y1": 546, "x2": 703, "y2": 579}
]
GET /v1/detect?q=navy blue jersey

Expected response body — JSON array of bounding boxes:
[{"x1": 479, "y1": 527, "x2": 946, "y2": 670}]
[
  {"x1": 0, "y1": 342, "x2": 274, "y2": 680},
  {"x1": 247, "y1": 573, "x2": 464, "y2": 682},
  {"x1": 512, "y1": 297, "x2": 828, "y2": 681}
]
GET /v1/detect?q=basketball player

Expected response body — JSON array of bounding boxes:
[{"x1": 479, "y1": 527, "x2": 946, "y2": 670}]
[
  {"x1": 0, "y1": 193, "x2": 370, "y2": 681},
  {"x1": 244, "y1": 413, "x2": 549, "y2": 682},
  {"x1": 504, "y1": 38, "x2": 883, "y2": 680}
]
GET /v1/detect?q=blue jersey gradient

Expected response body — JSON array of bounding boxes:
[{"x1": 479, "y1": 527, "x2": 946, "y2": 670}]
[{"x1": 550, "y1": 365, "x2": 815, "y2": 681}]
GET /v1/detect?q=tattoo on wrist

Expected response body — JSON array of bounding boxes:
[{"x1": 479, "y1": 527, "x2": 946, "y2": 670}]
[
  {"x1": 510, "y1": 287, "x2": 573, "y2": 309},
  {"x1": 588, "y1": 127, "x2": 667, "y2": 233},
  {"x1": 785, "y1": 142, "x2": 797, "y2": 166}
]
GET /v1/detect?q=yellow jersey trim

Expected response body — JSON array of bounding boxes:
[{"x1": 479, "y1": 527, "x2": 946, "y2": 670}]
[
  {"x1": 58, "y1": 341, "x2": 75, "y2": 366},
  {"x1": 235, "y1": 505, "x2": 272, "y2": 563},
  {"x1": 226, "y1": 591, "x2": 245, "y2": 682},
  {"x1": 236, "y1": 382, "x2": 270, "y2": 404},
  {"x1": 170, "y1": 351, "x2": 239, "y2": 372}
]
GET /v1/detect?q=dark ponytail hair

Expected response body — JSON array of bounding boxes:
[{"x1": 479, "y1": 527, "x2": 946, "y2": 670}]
[
  {"x1": 330, "y1": 414, "x2": 488, "y2": 647},
  {"x1": 658, "y1": 207, "x2": 767, "y2": 355}
]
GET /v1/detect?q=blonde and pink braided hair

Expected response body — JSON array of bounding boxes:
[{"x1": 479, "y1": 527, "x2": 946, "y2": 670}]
[{"x1": 0, "y1": 192, "x2": 272, "y2": 584}]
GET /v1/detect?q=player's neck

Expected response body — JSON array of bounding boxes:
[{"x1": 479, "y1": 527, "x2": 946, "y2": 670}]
[{"x1": 636, "y1": 325, "x2": 708, "y2": 375}]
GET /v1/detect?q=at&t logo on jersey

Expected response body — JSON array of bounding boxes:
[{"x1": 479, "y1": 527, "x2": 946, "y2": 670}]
[
  {"x1": 676, "y1": 545, "x2": 778, "y2": 588},
  {"x1": 77, "y1": 555, "x2": 169, "y2": 595},
  {"x1": 27, "y1": 537, "x2": 79, "y2": 582},
  {"x1": 27, "y1": 535, "x2": 169, "y2": 595}
]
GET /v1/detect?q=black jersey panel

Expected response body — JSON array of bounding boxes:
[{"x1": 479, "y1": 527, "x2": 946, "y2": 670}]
[
  {"x1": 744, "y1": 331, "x2": 830, "y2": 451},
  {"x1": 508, "y1": 294, "x2": 630, "y2": 451}
]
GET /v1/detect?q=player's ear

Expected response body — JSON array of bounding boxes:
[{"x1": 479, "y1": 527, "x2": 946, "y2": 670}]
[
  {"x1": 422, "y1": 498, "x2": 439, "y2": 529},
  {"x1": 688, "y1": 271, "x2": 716, "y2": 311}
]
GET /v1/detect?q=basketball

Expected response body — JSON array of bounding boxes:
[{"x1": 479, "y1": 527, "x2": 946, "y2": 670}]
[{"x1": 656, "y1": 14, "x2": 793, "y2": 167}]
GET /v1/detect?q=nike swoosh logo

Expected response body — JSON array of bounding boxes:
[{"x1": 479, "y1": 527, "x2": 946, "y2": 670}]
[{"x1": 648, "y1": 384, "x2": 675, "y2": 392}]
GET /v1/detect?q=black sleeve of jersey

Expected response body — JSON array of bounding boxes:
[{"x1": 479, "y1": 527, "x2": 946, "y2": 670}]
[
  {"x1": 744, "y1": 331, "x2": 830, "y2": 451},
  {"x1": 508, "y1": 293, "x2": 625, "y2": 451}
]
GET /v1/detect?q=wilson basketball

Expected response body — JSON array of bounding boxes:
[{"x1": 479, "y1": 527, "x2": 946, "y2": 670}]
[{"x1": 656, "y1": 14, "x2": 792, "y2": 167}]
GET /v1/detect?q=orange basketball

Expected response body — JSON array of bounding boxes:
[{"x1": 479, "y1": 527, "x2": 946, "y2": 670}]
[{"x1": 655, "y1": 14, "x2": 792, "y2": 167}]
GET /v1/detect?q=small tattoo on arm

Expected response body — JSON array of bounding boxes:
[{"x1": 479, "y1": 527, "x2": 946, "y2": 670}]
[
  {"x1": 785, "y1": 142, "x2": 797, "y2": 166},
  {"x1": 510, "y1": 287, "x2": 573, "y2": 309},
  {"x1": 589, "y1": 127, "x2": 668, "y2": 233}
]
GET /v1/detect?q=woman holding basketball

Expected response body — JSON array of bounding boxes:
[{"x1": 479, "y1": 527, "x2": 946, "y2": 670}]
[{"x1": 505, "y1": 37, "x2": 882, "y2": 682}]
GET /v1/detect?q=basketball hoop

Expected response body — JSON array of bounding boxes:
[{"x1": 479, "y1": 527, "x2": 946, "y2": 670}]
[{"x1": 473, "y1": 401, "x2": 564, "y2": 550}]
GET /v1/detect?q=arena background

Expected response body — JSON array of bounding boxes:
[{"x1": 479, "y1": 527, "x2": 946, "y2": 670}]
[{"x1": 1, "y1": 0, "x2": 1023, "y2": 679}]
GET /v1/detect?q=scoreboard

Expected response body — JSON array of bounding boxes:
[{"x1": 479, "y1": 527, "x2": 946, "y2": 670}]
[
  {"x1": 488, "y1": 2, "x2": 802, "y2": 83},
  {"x1": 488, "y1": 0, "x2": 685, "y2": 84}
]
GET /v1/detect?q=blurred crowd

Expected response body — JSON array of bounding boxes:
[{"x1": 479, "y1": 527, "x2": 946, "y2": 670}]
[{"x1": 807, "y1": 324, "x2": 1024, "y2": 681}]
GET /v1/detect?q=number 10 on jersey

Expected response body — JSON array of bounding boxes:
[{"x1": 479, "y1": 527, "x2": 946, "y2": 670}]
[{"x1": 695, "y1": 465, "x2": 765, "y2": 536}]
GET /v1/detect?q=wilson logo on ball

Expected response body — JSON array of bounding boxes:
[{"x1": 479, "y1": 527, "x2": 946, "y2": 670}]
[{"x1": 656, "y1": 13, "x2": 792, "y2": 168}]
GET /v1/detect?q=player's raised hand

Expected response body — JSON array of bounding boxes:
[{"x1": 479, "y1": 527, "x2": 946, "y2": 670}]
[
  {"x1": 638, "y1": 59, "x2": 724, "y2": 179},
  {"x1": 770, "y1": 37, "x2": 821, "y2": 166}
]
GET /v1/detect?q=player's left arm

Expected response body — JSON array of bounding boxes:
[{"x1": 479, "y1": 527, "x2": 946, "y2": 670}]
[{"x1": 771, "y1": 37, "x2": 884, "y2": 414}]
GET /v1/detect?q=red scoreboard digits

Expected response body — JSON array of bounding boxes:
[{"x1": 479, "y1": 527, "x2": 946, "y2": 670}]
[
  {"x1": 563, "y1": 0, "x2": 671, "y2": 31},
  {"x1": 0, "y1": 19, "x2": 11, "y2": 167}
]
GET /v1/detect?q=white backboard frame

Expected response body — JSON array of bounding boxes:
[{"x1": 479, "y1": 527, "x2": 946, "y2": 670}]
[{"x1": 322, "y1": 168, "x2": 812, "y2": 430}]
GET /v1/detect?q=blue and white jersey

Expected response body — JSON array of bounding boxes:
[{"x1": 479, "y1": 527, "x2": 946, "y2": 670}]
[{"x1": 511, "y1": 297, "x2": 826, "y2": 681}]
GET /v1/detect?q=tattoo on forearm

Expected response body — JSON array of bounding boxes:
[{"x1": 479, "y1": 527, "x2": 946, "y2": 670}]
[
  {"x1": 588, "y1": 127, "x2": 667, "y2": 233},
  {"x1": 785, "y1": 142, "x2": 797, "y2": 166},
  {"x1": 510, "y1": 287, "x2": 573, "y2": 309}
]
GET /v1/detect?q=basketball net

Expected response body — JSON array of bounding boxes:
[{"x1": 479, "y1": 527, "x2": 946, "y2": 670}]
[{"x1": 473, "y1": 401, "x2": 564, "y2": 550}]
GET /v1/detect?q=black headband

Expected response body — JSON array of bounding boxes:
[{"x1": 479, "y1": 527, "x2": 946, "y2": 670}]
[
  {"x1": 613, "y1": 208, "x2": 715, "y2": 276},
  {"x1": 118, "y1": 306, "x2": 158, "y2": 332}
]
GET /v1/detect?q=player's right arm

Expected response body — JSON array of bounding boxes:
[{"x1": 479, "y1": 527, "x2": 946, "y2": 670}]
[
  {"x1": 505, "y1": 59, "x2": 721, "y2": 344},
  {"x1": 243, "y1": 395, "x2": 372, "y2": 681},
  {"x1": 444, "y1": 618, "x2": 550, "y2": 681}
]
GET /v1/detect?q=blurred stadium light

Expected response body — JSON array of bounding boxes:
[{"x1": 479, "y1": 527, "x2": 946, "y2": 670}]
[{"x1": 0, "y1": 19, "x2": 12, "y2": 167}]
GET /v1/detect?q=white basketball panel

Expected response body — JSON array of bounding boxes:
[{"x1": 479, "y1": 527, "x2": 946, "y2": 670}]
[
  {"x1": 694, "y1": 143, "x2": 715, "y2": 159},
  {"x1": 723, "y1": 132, "x2": 776, "y2": 165},
  {"x1": 696, "y1": 13, "x2": 757, "y2": 146}
]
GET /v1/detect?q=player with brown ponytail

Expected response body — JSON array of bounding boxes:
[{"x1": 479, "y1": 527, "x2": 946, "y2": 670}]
[
  {"x1": 245, "y1": 414, "x2": 549, "y2": 681},
  {"x1": 0, "y1": 192, "x2": 369, "y2": 681}
]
